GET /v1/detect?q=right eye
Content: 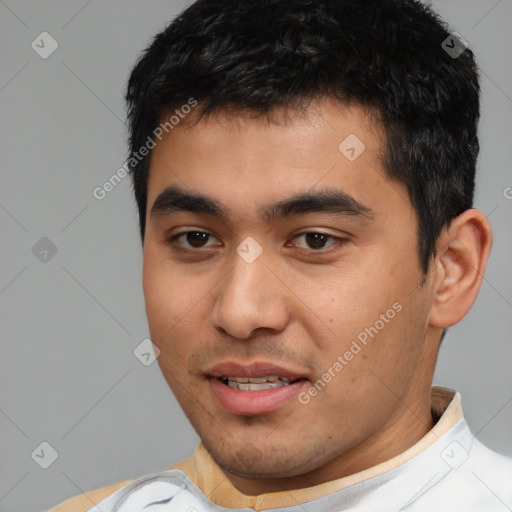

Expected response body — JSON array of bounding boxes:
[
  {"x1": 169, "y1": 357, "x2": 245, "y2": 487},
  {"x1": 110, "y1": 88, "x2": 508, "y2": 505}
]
[{"x1": 166, "y1": 230, "x2": 222, "y2": 251}]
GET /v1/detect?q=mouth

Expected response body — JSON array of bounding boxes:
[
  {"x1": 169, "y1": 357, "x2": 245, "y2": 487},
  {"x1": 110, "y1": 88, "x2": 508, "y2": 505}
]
[{"x1": 206, "y1": 362, "x2": 309, "y2": 415}]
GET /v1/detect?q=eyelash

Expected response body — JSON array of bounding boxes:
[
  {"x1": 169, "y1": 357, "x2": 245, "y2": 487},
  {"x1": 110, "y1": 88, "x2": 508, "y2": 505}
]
[{"x1": 166, "y1": 230, "x2": 347, "y2": 254}]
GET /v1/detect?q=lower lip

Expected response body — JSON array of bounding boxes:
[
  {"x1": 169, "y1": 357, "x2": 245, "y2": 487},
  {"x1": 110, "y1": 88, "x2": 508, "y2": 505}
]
[{"x1": 209, "y1": 377, "x2": 308, "y2": 415}]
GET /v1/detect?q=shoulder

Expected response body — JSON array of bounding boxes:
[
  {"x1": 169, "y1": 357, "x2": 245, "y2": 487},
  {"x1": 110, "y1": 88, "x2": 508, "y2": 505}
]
[
  {"x1": 468, "y1": 437, "x2": 512, "y2": 490},
  {"x1": 45, "y1": 456, "x2": 195, "y2": 512},
  {"x1": 45, "y1": 479, "x2": 132, "y2": 512}
]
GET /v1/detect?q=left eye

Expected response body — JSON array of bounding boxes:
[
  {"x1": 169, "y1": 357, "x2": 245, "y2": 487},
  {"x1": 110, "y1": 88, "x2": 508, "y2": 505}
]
[{"x1": 290, "y1": 232, "x2": 341, "y2": 250}]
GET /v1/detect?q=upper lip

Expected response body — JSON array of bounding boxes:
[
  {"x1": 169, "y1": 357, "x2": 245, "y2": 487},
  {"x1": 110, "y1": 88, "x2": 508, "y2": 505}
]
[{"x1": 207, "y1": 361, "x2": 307, "y2": 381}]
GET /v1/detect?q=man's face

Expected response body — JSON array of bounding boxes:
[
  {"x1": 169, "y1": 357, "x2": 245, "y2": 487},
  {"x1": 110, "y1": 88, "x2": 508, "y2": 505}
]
[{"x1": 142, "y1": 100, "x2": 438, "y2": 487}]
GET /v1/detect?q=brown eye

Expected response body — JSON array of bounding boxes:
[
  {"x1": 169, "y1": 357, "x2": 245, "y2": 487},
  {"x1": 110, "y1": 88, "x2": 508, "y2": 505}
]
[
  {"x1": 167, "y1": 231, "x2": 220, "y2": 249},
  {"x1": 184, "y1": 231, "x2": 210, "y2": 248},
  {"x1": 292, "y1": 232, "x2": 340, "y2": 250}
]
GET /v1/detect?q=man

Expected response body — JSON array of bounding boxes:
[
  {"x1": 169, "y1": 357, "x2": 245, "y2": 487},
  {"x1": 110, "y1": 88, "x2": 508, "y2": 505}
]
[{"x1": 48, "y1": 0, "x2": 512, "y2": 510}]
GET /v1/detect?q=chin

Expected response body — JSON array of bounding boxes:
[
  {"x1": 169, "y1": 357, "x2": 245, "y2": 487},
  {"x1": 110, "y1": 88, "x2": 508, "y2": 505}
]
[{"x1": 208, "y1": 439, "x2": 317, "y2": 479}]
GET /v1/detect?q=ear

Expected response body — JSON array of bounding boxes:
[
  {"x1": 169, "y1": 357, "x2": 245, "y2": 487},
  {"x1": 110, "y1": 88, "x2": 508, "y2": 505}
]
[{"x1": 428, "y1": 208, "x2": 493, "y2": 328}]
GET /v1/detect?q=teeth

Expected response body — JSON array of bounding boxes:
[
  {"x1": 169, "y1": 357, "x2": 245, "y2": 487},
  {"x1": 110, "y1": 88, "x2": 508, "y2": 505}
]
[
  {"x1": 227, "y1": 381, "x2": 289, "y2": 391},
  {"x1": 244, "y1": 377, "x2": 268, "y2": 383},
  {"x1": 220, "y1": 375, "x2": 295, "y2": 391},
  {"x1": 239, "y1": 382, "x2": 287, "y2": 390}
]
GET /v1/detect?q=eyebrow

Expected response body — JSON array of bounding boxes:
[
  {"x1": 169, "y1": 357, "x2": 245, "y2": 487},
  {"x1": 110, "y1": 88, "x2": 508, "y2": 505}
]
[{"x1": 150, "y1": 185, "x2": 374, "y2": 223}]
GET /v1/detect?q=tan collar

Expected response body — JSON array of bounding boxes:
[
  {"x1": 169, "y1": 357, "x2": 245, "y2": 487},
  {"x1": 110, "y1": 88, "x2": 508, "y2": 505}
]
[{"x1": 169, "y1": 386, "x2": 462, "y2": 510}]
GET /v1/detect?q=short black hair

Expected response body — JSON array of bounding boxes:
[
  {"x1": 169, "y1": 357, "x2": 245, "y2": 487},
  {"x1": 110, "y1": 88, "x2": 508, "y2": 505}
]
[{"x1": 125, "y1": 0, "x2": 480, "y2": 273}]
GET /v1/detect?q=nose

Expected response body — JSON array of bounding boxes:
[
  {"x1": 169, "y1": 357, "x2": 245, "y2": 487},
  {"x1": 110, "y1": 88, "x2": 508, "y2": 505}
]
[{"x1": 211, "y1": 245, "x2": 290, "y2": 339}]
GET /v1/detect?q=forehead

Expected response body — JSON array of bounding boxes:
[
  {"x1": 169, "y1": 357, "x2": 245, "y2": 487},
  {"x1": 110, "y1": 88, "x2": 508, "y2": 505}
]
[{"x1": 145, "y1": 100, "x2": 407, "y2": 222}]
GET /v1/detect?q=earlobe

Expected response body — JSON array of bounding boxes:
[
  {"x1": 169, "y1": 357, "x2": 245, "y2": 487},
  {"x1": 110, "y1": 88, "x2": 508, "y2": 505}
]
[{"x1": 429, "y1": 209, "x2": 493, "y2": 328}]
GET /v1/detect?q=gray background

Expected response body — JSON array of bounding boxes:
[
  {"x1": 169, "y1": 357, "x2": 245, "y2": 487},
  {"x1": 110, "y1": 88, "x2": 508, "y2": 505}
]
[{"x1": 0, "y1": 1, "x2": 511, "y2": 511}]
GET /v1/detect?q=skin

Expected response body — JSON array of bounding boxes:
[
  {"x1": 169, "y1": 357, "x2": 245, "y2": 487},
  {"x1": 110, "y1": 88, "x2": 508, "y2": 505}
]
[{"x1": 142, "y1": 99, "x2": 492, "y2": 494}]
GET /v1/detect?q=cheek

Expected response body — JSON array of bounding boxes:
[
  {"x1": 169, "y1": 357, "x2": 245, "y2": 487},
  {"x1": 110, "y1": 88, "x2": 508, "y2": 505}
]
[
  {"x1": 142, "y1": 251, "x2": 194, "y2": 345},
  {"x1": 316, "y1": 275, "x2": 391, "y2": 339},
  {"x1": 143, "y1": 242, "x2": 194, "y2": 315},
  {"x1": 142, "y1": 250, "x2": 215, "y2": 367},
  {"x1": 143, "y1": 266, "x2": 194, "y2": 388},
  {"x1": 143, "y1": 267, "x2": 180, "y2": 331},
  {"x1": 310, "y1": 264, "x2": 418, "y2": 382}
]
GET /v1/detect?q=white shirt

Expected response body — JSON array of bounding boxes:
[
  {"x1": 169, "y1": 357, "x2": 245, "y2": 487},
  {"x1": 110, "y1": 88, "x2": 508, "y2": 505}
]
[{"x1": 81, "y1": 387, "x2": 512, "y2": 512}]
